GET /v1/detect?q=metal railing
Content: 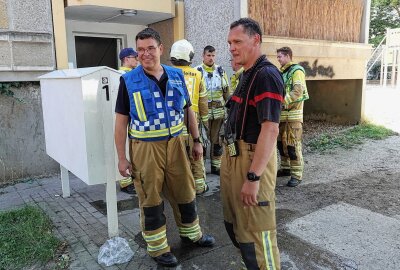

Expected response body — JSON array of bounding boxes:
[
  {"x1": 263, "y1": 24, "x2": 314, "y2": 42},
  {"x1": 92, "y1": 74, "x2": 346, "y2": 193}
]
[{"x1": 367, "y1": 36, "x2": 386, "y2": 73}]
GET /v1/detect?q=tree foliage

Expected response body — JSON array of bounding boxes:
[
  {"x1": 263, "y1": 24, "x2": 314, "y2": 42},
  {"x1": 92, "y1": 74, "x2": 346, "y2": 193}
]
[{"x1": 369, "y1": 0, "x2": 400, "y2": 47}]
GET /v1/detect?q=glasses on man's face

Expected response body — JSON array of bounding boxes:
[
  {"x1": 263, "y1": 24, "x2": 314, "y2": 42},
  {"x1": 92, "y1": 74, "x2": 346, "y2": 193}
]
[{"x1": 137, "y1": 46, "x2": 158, "y2": 55}]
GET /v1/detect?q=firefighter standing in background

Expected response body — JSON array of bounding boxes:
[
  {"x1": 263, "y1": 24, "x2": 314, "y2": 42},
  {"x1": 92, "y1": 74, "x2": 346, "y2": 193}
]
[
  {"x1": 117, "y1": 47, "x2": 138, "y2": 194},
  {"x1": 114, "y1": 28, "x2": 215, "y2": 267},
  {"x1": 170, "y1": 39, "x2": 209, "y2": 195},
  {"x1": 196, "y1": 46, "x2": 230, "y2": 175},
  {"x1": 276, "y1": 46, "x2": 309, "y2": 187},
  {"x1": 119, "y1": 47, "x2": 139, "y2": 73}
]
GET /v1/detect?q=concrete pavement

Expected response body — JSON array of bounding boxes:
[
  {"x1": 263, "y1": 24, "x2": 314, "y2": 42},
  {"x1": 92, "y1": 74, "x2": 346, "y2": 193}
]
[{"x1": 2, "y1": 140, "x2": 400, "y2": 270}]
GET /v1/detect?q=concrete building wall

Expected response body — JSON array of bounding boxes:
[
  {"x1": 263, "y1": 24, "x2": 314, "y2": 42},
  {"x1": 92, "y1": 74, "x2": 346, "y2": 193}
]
[
  {"x1": 0, "y1": 0, "x2": 58, "y2": 185},
  {"x1": 0, "y1": 0, "x2": 55, "y2": 81},
  {"x1": 184, "y1": 0, "x2": 240, "y2": 75},
  {"x1": 0, "y1": 83, "x2": 59, "y2": 185}
]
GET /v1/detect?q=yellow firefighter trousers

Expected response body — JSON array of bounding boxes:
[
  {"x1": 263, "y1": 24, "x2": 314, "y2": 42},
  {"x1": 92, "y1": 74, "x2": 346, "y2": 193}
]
[
  {"x1": 221, "y1": 140, "x2": 280, "y2": 270},
  {"x1": 130, "y1": 136, "x2": 203, "y2": 257},
  {"x1": 277, "y1": 122, "x2": 304, "y2": 180},
  {"x1": 184, "y1": 134, "x2": 207, "y2": 194},
  {"x1": 208, "y1": 118, "x2": 224, "y2": 169}
]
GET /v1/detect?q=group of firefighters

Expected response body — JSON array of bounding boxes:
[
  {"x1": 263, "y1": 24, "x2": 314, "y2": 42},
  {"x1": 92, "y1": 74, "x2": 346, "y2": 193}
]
[{"x1": 114, "y1": 19, "x2": 309, "y2": 269}]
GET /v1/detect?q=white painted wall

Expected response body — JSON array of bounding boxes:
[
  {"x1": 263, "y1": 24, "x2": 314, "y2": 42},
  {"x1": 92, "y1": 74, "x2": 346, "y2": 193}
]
[{"x1": 66, "y1": 20, "x2": 146, "y2": 68}]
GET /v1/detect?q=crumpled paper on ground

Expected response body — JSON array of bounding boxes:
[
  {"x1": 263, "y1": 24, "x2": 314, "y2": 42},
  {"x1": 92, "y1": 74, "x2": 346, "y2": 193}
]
[{"x1": 98, "y1": 236, "x2": 134, "y2": 266}]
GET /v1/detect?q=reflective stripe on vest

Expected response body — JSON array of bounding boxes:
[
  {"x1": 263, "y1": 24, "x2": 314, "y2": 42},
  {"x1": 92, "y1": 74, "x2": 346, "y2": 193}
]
[
  {"x1": 196, "y1": 64, "x2": 225, "y2": 104},
  {"x1": 122, "y1": 65, "x2": 189, "y2": 141}
]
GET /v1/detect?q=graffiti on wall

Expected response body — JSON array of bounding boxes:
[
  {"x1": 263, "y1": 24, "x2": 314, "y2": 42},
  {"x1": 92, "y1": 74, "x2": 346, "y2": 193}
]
[{"x1": 299, "y1": 60, "x2": 335, "y2": 78}]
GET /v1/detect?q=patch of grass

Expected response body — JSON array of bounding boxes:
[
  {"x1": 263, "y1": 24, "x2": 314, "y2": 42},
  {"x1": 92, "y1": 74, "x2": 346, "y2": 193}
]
[
  {"x1": 0, "y1": 205, "x2": 62, "y2": 270},
  {"x1": 307, "y1": 123, "x2": 396, "y2": 153}
]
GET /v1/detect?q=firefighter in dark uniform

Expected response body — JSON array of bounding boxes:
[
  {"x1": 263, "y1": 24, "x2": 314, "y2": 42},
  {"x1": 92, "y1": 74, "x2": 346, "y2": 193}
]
[
  {"x1": 114, "y1": 28, "x2": 215, "y2": 268},
  {"x1": 222, "y1": 18, "x2": 284, "y2": 270}
]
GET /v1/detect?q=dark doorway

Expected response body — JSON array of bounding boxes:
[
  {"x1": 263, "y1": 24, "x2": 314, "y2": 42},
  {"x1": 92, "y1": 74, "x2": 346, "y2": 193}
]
[{"x1": 75, "y1": 36, "x2": 118, "y2": 69}]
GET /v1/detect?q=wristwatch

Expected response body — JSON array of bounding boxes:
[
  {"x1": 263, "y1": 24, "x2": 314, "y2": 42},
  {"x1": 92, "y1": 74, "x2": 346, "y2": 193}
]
[
  {"x1": 247, "y1": 172, "x2": 260, "y2": 182},
  {"x1": 193, "y1": 137, "x2": 202, "y2": 144}
]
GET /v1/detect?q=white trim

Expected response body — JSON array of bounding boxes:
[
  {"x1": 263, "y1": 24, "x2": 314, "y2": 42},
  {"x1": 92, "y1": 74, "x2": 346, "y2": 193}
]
[{"x1": 65, "y1": 20, "x2": 146, "y2": 69}]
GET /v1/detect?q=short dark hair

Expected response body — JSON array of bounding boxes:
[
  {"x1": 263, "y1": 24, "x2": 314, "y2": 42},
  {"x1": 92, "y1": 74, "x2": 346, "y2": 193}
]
[
  {"x1": 136, "y1": 28, "x2": 162, "y2": 45},
  {"x1": 170, "y1": 58, "x2": 190, "y2": 66},
  {"x1": 230, "y1": 18, "x2": 262, "y2": 38},
  {"x1": 277, "y1": 47, "x2": 293, "y2": 59},
  {"x1": 203, "y1": 45, "x2": 215, "y2": 54}
]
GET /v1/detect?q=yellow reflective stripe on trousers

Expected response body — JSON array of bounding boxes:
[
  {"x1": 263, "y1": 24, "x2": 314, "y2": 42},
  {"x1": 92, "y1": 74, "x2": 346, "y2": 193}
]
[
  {"x1": 178, "y1": 224, "x2": 200, "y2": 240},
  {"x1": 262, "y1": 231, "x2": 276, "y2": 270},
  {"x1": 133, "y1": 92, "x2": 147, "y2": 122},
  {"x1": 142, "y1": 230, "x2": 166, "y2": 242},
  {"x1": 147, "y1": 239, "x2": 168, "y2": 252},
  {"x1": 129, "y1": 122, "x2": 184, "y2": 139},
  {"x1": 201, "y1": 115, "x2": 209, "y2": 122}
]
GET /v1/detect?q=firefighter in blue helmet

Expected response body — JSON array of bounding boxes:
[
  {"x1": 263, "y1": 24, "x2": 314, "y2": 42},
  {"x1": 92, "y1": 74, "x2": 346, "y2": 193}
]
[{"x1": 114, "y1": 28, "x2": 215, "y2": 267}]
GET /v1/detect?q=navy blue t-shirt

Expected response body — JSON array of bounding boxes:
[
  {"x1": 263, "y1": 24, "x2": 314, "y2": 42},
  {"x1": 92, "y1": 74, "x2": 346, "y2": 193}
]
[{"x1": 225, "y1": 55, "x2": 284, "y2": 144}]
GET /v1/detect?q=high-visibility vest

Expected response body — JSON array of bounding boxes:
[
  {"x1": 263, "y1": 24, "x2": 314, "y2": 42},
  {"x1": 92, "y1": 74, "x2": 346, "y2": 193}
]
[
  {"x1": 122, "y1": 65, "x2": 189, "y2": 141},
  {"x1": 280, "y1": 63, "x2": 309, "y2": 123},
  {"x1": 196, "y1": 63, "x2": 228, "y2": 119}
]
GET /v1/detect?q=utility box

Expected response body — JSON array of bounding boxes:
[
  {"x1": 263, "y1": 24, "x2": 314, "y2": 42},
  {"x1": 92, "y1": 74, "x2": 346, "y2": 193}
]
[{"x1": 39, "y1": 66, "x2": 125, "y2": 185}]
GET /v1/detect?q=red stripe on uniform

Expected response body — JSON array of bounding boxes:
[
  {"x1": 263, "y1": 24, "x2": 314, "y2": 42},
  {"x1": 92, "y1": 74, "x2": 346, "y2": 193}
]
[
  {"x1": 254, "y1": 91, "x2": 283, "y2": 103},
  {"x1": 231, "y1": 95, "x2": 243, "y2": 103}
]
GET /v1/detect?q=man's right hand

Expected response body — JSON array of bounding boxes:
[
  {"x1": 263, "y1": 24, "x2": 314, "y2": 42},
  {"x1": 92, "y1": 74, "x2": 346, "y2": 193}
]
[{"x1": 118, "y1": 158, "x2": 132, "y2": 177}]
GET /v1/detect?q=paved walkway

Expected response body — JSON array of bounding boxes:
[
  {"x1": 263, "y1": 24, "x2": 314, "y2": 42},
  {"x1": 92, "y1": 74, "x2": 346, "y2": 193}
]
[{"x1": 0, "y1": 167, "x2": 238, "y2": 270}]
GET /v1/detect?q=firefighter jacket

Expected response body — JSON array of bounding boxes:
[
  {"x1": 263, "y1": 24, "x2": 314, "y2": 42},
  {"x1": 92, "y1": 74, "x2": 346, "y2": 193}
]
[
  {"x1": 122, "y1": 65, "x2": 190, "y2": 141},
  {"x1": 230, "y1": 67, "x2": 244, "y2": 92},
  {"x1": 280, "y1": 62, "x2": 309, "y2": 123},
  {"x1": 175, "y1": 65, "x2": 209, "y2": 125},
  {"x1": 196, "y1": 63, "x2": 229, "y2": 120}
]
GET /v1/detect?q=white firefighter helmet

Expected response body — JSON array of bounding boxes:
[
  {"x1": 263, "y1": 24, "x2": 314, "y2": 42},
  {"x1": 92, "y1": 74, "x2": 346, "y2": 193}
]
[{"x1": 170, "y1": 39, "x2": 194, "y2": 62}]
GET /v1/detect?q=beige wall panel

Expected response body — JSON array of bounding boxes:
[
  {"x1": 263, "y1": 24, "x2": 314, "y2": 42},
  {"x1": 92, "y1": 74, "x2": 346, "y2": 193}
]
[
  {"x1": 149, "y1": 19, "x2": 174, "y2": 65},
  {"x1": 10, "y1": 0, "x2": 52, "y2": 32},
  {"x1": 262, "y1": 37, "x2": 372, "y2": 80},
  {"x1": 0, "y1": 40, "x2": 11, "y2": 70},
  {"x1": 12, "y1": 42, "x2": 54, "y2": 67},
  {"x1": 0, "y1": 0, "x2": 9, "y2": 29},
  {"x1": 305, "y1": 79, "x2": 364, "y2": 123}
]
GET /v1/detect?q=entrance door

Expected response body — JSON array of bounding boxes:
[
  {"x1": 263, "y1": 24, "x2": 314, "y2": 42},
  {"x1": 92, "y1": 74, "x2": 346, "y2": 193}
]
[{"x1": 75, "y1": 36, "x2": 119, "y2": 69}]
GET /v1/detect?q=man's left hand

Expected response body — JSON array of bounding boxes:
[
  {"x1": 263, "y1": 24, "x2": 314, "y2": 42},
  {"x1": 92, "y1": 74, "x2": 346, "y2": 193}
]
[
  {"x1": 241, "y1": 180, "x2": 259, "y2": 206},
  {"x1": 192, "y1": 142, "x2": 203, "y2": 161}
]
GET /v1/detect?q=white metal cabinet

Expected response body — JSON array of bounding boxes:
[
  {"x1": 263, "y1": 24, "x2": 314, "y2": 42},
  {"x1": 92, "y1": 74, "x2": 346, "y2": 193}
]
[
  {"x1": 39, "y1": 66, "x2": 127, "y2": 238},
  {"x1": 39, "y1": 66, "x2": 124, "y2": 185}
]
